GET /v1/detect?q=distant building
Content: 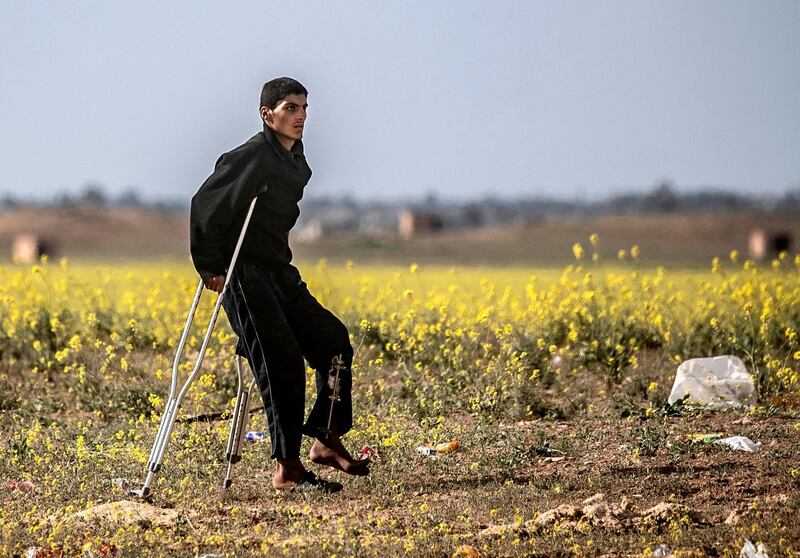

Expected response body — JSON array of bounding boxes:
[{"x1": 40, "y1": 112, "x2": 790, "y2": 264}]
[
  {"x1": 398, "y1": 210, "x2": 444, "y2": 239},
  {"x1": 748, "y1": 229, "x2": 793, "y2": 261},
  {"x1": 293, "y1": 207, "x2": 360, "y2": 242},
  {"x1": 293, "y1": 219, "x2": 324, "y2": 242},
  {"x1": 12, "y1": 233, "x2": 53, "y2": 263}
]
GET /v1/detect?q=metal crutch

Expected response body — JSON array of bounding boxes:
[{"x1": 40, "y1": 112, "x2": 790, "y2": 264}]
[
  {"x1": 129, "y1": 196, "x2": 259, "y2": 498},
  {"x1": 222, "y1": 355, "x2": 257, "y2": 488}
]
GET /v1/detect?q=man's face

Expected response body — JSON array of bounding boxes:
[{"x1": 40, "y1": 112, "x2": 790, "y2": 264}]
[{"x1": 262, "y1": 93, "x2": 308, "y2": 143}]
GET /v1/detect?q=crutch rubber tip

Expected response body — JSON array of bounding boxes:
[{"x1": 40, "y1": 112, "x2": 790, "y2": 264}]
[
  {"x1": 128, "y1": 487, "x2": 150, "y2": 498},
  {"x1": 223, "y1": 478, "x2": 233, "y2": 489}
]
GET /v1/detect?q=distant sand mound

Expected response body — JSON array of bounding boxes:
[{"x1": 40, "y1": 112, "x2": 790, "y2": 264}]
[{"x1": 0, "y1": 206, "x2": 188, "y2": 260}]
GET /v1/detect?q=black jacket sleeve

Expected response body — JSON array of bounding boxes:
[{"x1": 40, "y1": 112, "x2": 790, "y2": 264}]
[{"x1": 190, "y1": 142, "x2": 267, "y2": 282}]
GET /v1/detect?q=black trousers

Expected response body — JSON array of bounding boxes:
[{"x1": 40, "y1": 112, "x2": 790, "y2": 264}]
[{"x1": 222, "y1": 262, "x2": 353, "y2": 459}]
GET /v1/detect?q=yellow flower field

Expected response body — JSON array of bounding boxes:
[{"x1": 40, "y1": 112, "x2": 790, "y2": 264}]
[{"x1": 1, "y1": 248, "x2": 799, "y2": 557}]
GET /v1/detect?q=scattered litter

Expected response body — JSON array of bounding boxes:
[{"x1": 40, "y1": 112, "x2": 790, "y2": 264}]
[
  {"x1": 740, "y1": 540, "x2": 769, "y2": 558},
  {"x1": 111, "y1": 478, "x2": 129, "y2": 489},
  {"x1": 541, "y1": 456, "x2": 566, "y2": 462},
  {"x1": 357, "y1": 444, "x2": 379, "y2": 461},
  {"x1": 245, "y1": 431, "x2": 267, "y2": 442},
  {"x1": 550, "y1": 354, "x2": 568, "y2": 372},
  {"x1": 714, "y1": 436, "x2": 761, "y2": 453},
  {"x1": 652, "y1": 544, "x2": 675, "y2": 558},
  {"x1": 668, "y1": 355, "x2": 755, "y2": 408},
  {"x1": 770, "y1": 395, "x2": 800, "y2": 408},
  {"x1": 416, "y1": 439, "x2": 461, "y2": 456},
  {"x1": 3, "y1": 480, "x2": 35, "y2": 492},
  {"x1": 682, "y1": 433, "x2": 724, "y2": 444},
  {"x1": 197, "y1": 554, "x2": 223, "y2": 558},
  {"x1": 24, "y1": 548, "x2": 61, "y2": 558},
  {"x1": 435, "y1": 439, "x2": 461, "y2": 452},
  {"x1": 533, "y1": 443, "x2": 566, "y2": 458},
  {"x1": 452, "y1": 544, "x2": 481, "y2": 558}
]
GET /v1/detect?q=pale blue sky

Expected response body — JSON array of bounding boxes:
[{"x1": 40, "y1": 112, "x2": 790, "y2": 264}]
[{"x1": 1, "y1": 1, "x2": 798, "y2": 202}]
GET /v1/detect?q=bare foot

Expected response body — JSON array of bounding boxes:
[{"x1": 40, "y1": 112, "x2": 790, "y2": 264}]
[
  {"x1": 272, "y1": 457, "x2": 308, "y2": 490},
  {"x1": 309, "y1": 435, "x2": 369, "y2": 476}
]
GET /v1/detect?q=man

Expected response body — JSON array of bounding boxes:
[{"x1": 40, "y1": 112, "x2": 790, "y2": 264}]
[{"x1": 190, "y1": 77, "x2": 368, "y2": 492}]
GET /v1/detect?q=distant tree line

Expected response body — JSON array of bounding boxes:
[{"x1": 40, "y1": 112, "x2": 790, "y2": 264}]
[
  {"x1": 295, "y1": 179, "x2": 800, "y2": 235},
  {"x1": 1, "y1": 180, "x2": 798, "y2": 227},
  {"x1": 0, "y1": 183, "x2": 185, "y2": 214}
]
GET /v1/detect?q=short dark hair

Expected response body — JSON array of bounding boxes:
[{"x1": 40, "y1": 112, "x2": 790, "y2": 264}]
[{"x1": 260, "y1": 77, "x2": 308, "y2": 109}]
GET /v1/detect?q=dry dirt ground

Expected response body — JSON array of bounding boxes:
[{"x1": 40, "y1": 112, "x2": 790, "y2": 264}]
[
  {"x1": 1, "y1": 208, "x2": 799, "y2": 556},
  {"x1": 173, "y1": 409, "x2": 800, "y2": 557},
  {"x1": 3, "y1": 398, "x2": 799, "y2": 557}
]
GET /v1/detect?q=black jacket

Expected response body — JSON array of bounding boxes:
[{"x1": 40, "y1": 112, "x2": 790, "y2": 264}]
[{"x1": 190, "y1": 124, "x2": 312, "y2": 282}]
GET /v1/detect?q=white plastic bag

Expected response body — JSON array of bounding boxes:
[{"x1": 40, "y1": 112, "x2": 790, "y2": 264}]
[
  {"x1": 715, "y1": 436, "x2": 761, "y2": 453},
  {"x1": 668, "y1": 356, "x2": 755, "y2": 408},
  {"x1": 740, "y1": 540, "x2": 769, "y2": 558}
]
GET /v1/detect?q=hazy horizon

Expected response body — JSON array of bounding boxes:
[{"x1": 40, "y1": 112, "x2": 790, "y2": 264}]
[{"x1": 5, "y1": 179, "x2": 798, "y2": 209}]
